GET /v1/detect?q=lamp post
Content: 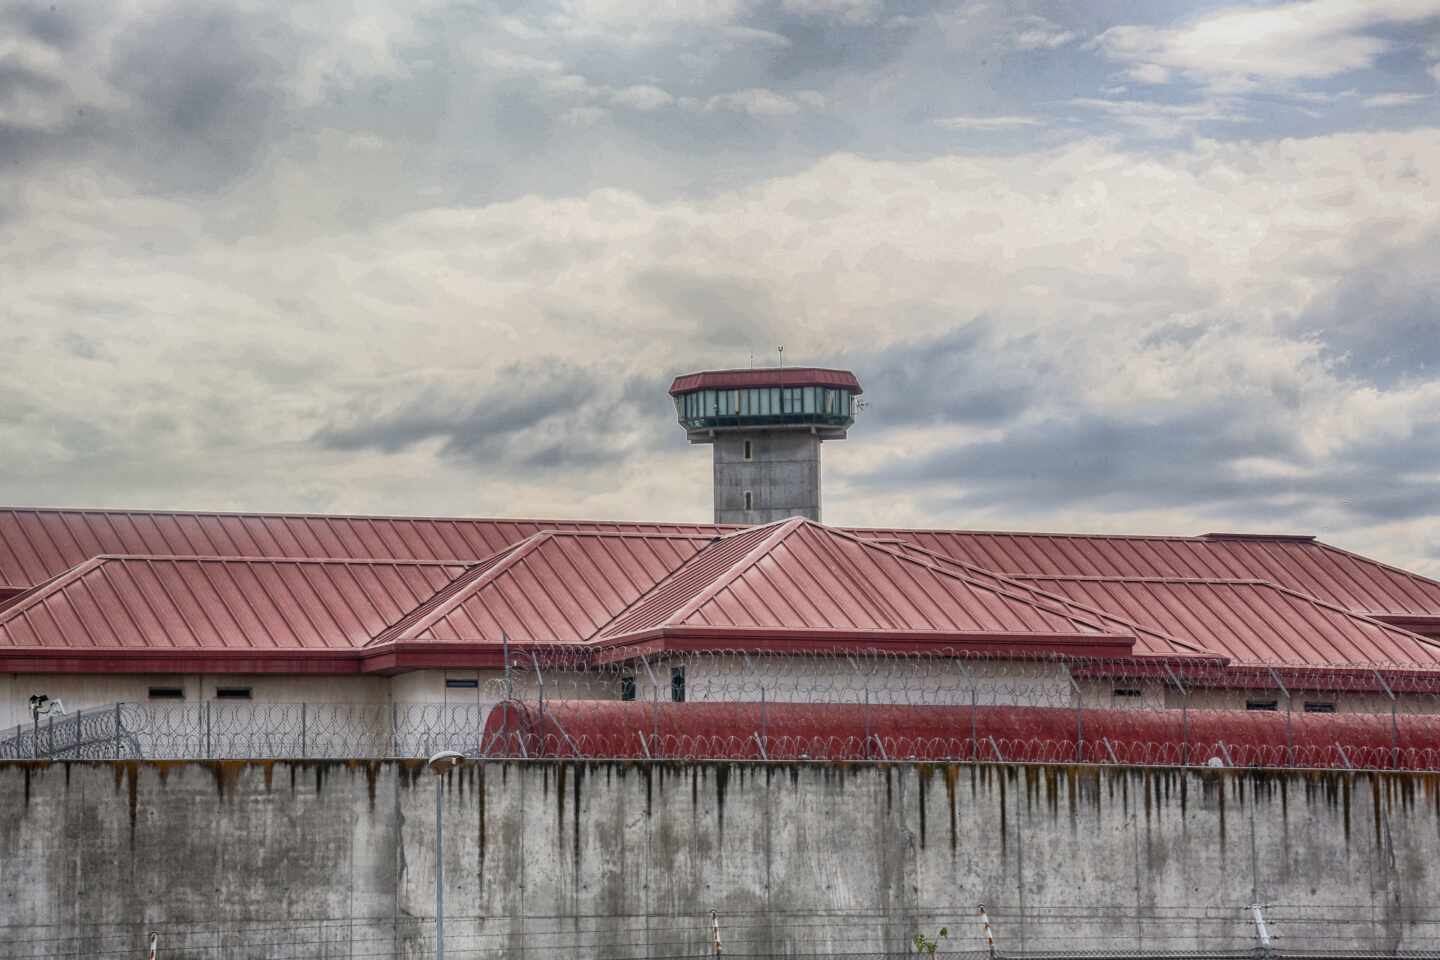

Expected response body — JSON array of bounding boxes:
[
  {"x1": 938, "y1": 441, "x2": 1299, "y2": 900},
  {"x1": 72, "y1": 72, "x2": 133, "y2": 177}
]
[{"x1": 428, "y1": 750, "x2": 465, "y2": 960}]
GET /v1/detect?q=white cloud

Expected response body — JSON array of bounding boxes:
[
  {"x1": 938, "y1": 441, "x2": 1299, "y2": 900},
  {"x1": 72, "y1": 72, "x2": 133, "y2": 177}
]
[
  {"x1": 780, "y1": 0, "x2": 884, "y2": 26},
  {"x1": 560, "y1": 105, "x2": 611, "y2": 125},
  {"x1": 1362, "y1": 92, "x2": 1431, "y2": 107},
  {"x1": 8, "y1": 130, "x2": 1440, "y2": 571},
  {"x1": 1068, "y1": 97, "x2": 1250, "y2": 138},
  {"x1": 611, "y1": 84, "x2": 676, "y2": 110},
  {"x1": 699, "y1": 87, "x2": 822, "y2": 116},
  {"x1": 1011, "y1": 15, "x2": 1077, "y2": 51},
  {"x1": 934, "y1": 115, "x2": 1044, "y2": 130},
  {"x1": 1097, "y1": 0, "x2": 1440, "y2": 93}
]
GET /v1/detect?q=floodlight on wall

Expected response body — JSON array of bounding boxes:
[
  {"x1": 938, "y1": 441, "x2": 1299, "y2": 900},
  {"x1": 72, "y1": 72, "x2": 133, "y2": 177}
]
[{"x1": 28, "y1": 694, "x2": 65, "y2": 719}]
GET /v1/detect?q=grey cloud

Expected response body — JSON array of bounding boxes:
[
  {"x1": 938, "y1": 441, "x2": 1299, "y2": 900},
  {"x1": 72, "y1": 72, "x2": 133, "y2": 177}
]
[
  {"x1": 313, "y1": 360, "x2": 674, "y2": 473},
  {"x1": 631, "y1": 268, "x2": 784, "y2": 348},
  {"x1": 859, "y1": 398, "x2": 1440, "y2": 526},
  {"x1": 5, "y1": 2, "x2": 80, "y2": 49},
  {"x1": 104, "y1": 8, "x2": 290, "y2": 193},
  {"x1": 850, "y1": 320, "x2": 1040, "y2": 428},
  {"x1": 1296, "y1": 236, "x2": 1440, "y2": 386}
]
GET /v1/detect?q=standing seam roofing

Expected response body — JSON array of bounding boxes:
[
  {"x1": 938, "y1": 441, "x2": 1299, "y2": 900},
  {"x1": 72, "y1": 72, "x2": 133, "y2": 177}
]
[
  {"x1": 0, "y1": 556, "x2": 470, "y2": 650},
  {"x1": 1012, "y1": 576, "x2": 1440, "y2": 666}
]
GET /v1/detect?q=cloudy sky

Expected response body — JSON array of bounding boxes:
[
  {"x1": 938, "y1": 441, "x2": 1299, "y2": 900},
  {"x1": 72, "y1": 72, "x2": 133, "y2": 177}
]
[{"x1": 2, "y1": 1, "x2": 1439, "y2": 573}]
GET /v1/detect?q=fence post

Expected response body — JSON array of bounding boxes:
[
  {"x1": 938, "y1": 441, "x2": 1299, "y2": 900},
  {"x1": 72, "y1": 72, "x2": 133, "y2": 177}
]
[
  {"x1": 503, "y1": 632, "x2": 512, "y2": 701},
  {"x1": 205, "y1": 701, "x2": 212, "y2": 760},
  {"x1": 391, "y1": 703, "x2": 399, "y2": 758},
  {"x1": 301, "y1": 702, "x2": 308, "y2": 759},
  {"x1": 1265, "y1": 666, "x2": 1292, "y2": 766},
  {"x1": 1374, "y1": 670, "x2": 1398, "y2": 768},
  {"x1": 75, "y1": 706, "x2": 82, "y2": 758},
  {"x1": 114, "y1": 702, "x2": 122, "y2": 759},
  {"x1": 760, "y1": 686, "x2": 767, "y2": 758}
]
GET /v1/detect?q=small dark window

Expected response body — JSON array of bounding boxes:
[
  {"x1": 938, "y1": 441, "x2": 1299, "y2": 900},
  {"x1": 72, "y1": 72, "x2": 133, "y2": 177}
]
[
  {"x1": 743, "y1": 440, "x2": 752, "y2": 461},
  {"x1": 1112, "y1": 687, "x2": 1143, "y2": 698},
  {"x1": 1304, "y1": 701, "x2": 1336, "y2": 713},
  {"x1": 620, "y1": 676, "x2": 636, "y2": 701},
  {"x1": 445, "y1": 678, "x2": 479, "y2": 689},
  {"x1": 671, "y1": 666, "x2": 686, "y2": 703},
  {"x1": 148, "y1": 687, "x2": 184, "y2": 700},
  {"x1": 214, "y1": 687, "x2": 252, "y2": 700},
  {"x1": 744, "y1": 490, "x2": 753, "y2": 511},
  {"x1": 1246, "y1": 699, "x2": 1279, "y2": 712}
]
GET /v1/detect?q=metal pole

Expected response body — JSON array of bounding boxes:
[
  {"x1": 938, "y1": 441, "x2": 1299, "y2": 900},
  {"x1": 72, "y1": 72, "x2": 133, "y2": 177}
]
[
  {"x1": 1251, "y1": 904, "x2": 1272, "y2": 953},
  {"x1": 436, "y1": 771, "x2": 445, "y2": 960},
  {"x1": 503, "y1": 632, "x2": 512, "y2": 701},
  {"x1": 978, "y1": 904, "x2": 995, "y2": 958},
  {"x1": 301, "y1": 703, "x2": 307, "y2": 759},
  {"x1": 114, "y1": 702, "x2": 122, "y2": 759}
]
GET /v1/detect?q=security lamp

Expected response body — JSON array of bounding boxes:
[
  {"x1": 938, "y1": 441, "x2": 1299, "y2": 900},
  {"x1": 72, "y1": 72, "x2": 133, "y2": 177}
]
[
  {"x1": 28, "y1": 694, "x2": 65, "y2": 718},
  {"x1": 427, "y1": 750, "x2": 464, "y2": 774}
]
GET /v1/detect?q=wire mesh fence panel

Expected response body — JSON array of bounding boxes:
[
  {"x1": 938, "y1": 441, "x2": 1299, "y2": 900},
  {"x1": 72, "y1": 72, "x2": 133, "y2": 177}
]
[{"x1": 2, "y1": 649, "x2": 1440, "y2": 767}]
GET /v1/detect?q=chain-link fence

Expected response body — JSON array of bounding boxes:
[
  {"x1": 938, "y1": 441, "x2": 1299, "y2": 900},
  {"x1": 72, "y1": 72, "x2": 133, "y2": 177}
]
[{"x1": 5, "y1": 648, "x2": 1440, "y2": 767}]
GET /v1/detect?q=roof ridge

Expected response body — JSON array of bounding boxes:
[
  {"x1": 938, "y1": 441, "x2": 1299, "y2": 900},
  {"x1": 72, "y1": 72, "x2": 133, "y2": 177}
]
[
  {"x1": 846, "y1": 525, "x2": 1207, "y2": 542},
  {"x1": 659, "y1": 518, "x2": 808, "y2": 628},
  {"x1": 595, "y1": 520, "x2": 794, "y2": 639},
  {"x1": 86, "y1": 553, "x2": 474, "y2": 567},
  {"x1": 870, "y1": 535, "x2": 1213, "y2": 656},
  {"x1": 369, "y1": 537, "x2": 545, "y2": 645},
  {"x1": 0, "y1": 505, "x2": 733, "y2": 529},
  {"x1": 1013, "y1": 574, "x2": 1276, "y2": 586},
  {"x1": 824, "y1": 526, "x2": 1128, "y2": 636},
  {"x1": 0, "y1": 556, "x2": 109, "y2": 628}
]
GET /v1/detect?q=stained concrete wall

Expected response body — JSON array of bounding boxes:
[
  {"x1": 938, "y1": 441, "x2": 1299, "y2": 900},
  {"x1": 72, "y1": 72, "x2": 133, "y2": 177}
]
[
  {"x1": 712, "y1": 431, "x2": 823, "y2": 523},
  {"x1": 2, "y1": 761, "x2": 1439, "y2": 958}
]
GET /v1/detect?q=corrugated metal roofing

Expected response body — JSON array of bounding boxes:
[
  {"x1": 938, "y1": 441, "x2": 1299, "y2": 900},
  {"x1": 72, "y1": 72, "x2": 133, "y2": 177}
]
[
  {"x1": 886, "y1": 543, "x2": 1208, "y2": 658},
  {"x1": 858, "y1": 528, "x2": 1440, "y2": 620},
  {"x1": 0, "y1": 508, "x2": 721, "y2": 589},
  {"x1": 668, "y1": 367, "x2": 863, "y2": 395},
  {"x1": 374, "y1": 531, "x2": 713, "y2": 645},
  {"x1": 599, "y1": 518, "x2": 1136, "y2": 650},
  {"x1": 1012, "y1": 575, "x2": 1440, "y2": 666},
  {"x1": 0, "y1": 556, "x2": 469, "y2": 650}
]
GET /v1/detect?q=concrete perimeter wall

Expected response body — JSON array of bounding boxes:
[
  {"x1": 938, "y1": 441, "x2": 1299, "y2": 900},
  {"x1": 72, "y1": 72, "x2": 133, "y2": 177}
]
[{"x1": 2, "y1": 760, "x2": 1440, "y2": 958}]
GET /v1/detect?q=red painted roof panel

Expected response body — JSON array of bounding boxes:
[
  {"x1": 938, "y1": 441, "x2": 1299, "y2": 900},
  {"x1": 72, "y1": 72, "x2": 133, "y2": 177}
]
[
  {"x1": 858, "y1": 528, "x2": 1440, "y2": 620},
  {"x1": 668, "y1": 367, "x2": 862, "y2": 395},
  {"x1": 376, "y1": 531, "x2": 715, "y2": 645},
  {"x1": 0, "y1": 557, "x2": 470, "y2": 650},
  {"x1": 1012, "y1": 576, "x2": 1440, "y2": 666},
  {"x1": 599, "y1": 519, "x2": 1138, "y2": 651}
]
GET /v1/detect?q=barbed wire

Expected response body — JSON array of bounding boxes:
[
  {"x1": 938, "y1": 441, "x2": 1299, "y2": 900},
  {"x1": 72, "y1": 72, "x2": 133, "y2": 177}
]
[{"x1": 3, "y1": 648, "x2": 1440, "y2": 766}]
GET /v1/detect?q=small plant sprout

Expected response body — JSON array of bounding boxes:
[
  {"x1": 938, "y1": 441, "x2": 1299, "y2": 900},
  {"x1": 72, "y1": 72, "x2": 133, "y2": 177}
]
[{"x1": 913, "y1": 927, "x2": 948, "y2": 954}]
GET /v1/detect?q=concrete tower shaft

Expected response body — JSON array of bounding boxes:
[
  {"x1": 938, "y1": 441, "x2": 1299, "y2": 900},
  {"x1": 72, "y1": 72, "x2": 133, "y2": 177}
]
[{"x1": 669, "y1": 367, "x2": 861, "y2": 524}]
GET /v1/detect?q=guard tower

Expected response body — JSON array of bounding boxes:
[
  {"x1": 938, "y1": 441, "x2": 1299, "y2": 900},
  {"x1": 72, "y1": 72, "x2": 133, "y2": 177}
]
[{"x1": 669, "y1": 367, "x2": 862, "y2": 524}]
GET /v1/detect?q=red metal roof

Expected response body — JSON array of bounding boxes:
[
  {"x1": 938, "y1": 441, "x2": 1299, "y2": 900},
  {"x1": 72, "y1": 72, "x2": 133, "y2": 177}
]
[
  {"x1": 0, "y1": 556, "x2": 469, "y2": 652},
  {"x1": 858, "y1": 528, "x2": 1440, "y2": 624},
  {"x1": 7, "y1": 509, "x2": 1440, "y2": 628},
  {"x1": 373, "y1": 530, "x2": 713, "y2": 645},
  {"x1": 1011, "y1": 575, "x2": 1440, "y2": 666},
  {"x1": 668, "y1": 367, "x2": 862, "y2": 396},
  {"x1": 0, "y1": 508, "x2": 721, "y2": 589},
  {"x1": 597, "y1": 518, "x2": 1139, "y2": 655}
]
